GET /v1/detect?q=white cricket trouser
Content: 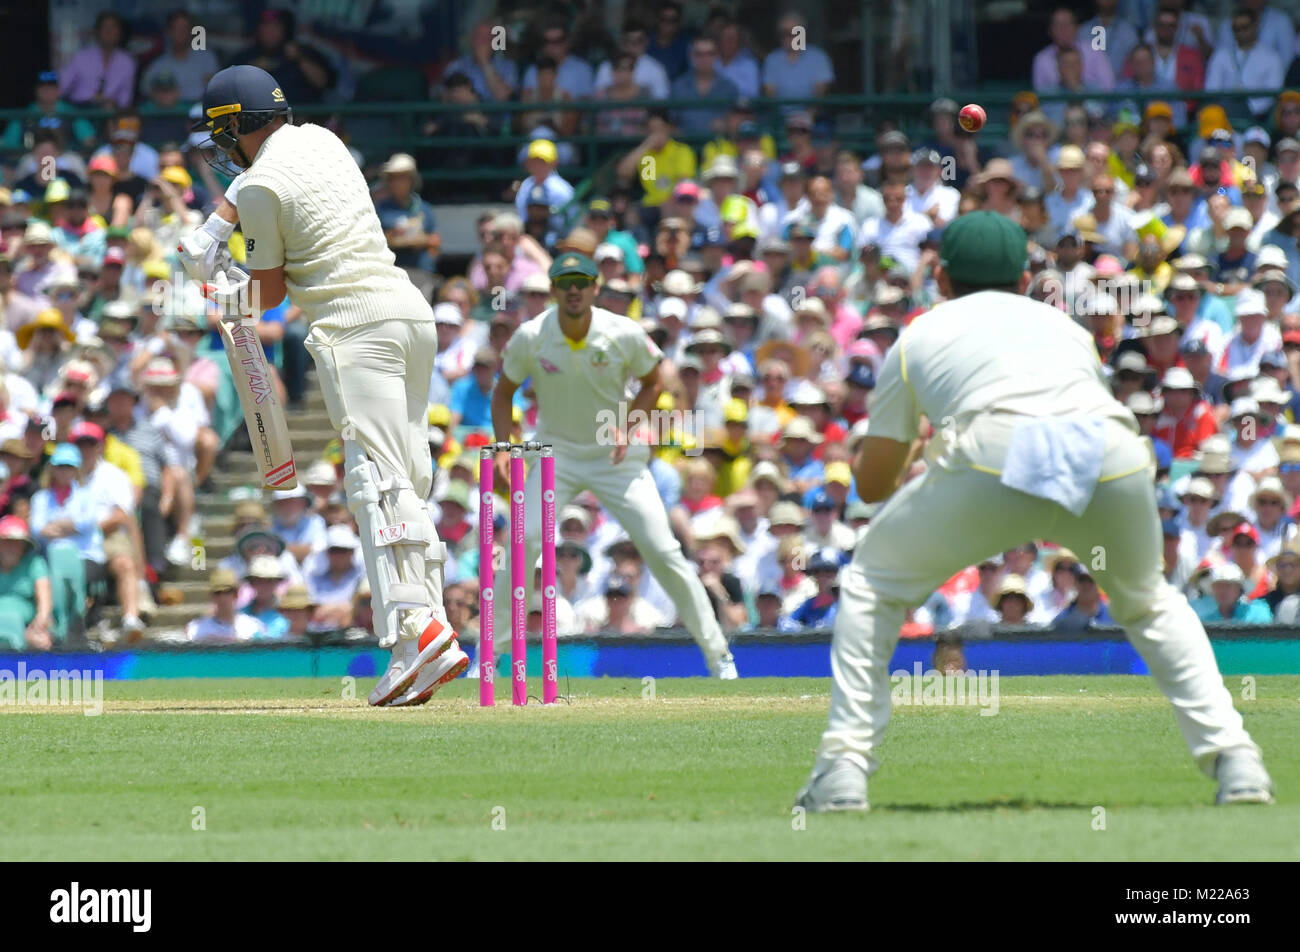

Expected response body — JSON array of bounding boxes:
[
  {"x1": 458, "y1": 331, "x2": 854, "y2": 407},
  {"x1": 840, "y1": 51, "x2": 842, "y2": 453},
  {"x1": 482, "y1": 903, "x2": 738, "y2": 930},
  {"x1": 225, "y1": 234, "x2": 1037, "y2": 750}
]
[
  {"x1": 306, "y1": 318, "x2": 448, "y2": 639},
  {"x1": 818, "y1": 416, "x2": 1260, "y2": 779},
  {"x1": 493, "y1": 447, "x2": 729, "y2": 667}
]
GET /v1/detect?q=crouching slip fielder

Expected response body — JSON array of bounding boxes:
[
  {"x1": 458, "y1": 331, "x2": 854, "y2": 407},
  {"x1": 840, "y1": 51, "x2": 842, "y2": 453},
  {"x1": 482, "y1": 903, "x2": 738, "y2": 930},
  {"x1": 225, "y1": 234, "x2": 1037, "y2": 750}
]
[
  {"x1": 184, "y1": 66, "x2": 466, "y2": 705},
  {"x1": 490, "y1": 253, "x2": 737, "y2": 677},
  {"x1": 797, "y1": 212, "x2": 1273, "y2": 811}
]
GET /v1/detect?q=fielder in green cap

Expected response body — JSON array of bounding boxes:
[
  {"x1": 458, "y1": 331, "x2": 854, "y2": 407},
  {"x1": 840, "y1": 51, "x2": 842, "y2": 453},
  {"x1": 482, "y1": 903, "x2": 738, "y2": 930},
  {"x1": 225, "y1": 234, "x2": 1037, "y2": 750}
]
[
  {"x1": 547, "y1": 251, "x2": 598, "y2": 280},
  {"x1": 794, "y1": 210, "x2": 1274, "y2": 813},
  {"x1": 489, "y1": 226, "x2": 739, "y2": 682}
]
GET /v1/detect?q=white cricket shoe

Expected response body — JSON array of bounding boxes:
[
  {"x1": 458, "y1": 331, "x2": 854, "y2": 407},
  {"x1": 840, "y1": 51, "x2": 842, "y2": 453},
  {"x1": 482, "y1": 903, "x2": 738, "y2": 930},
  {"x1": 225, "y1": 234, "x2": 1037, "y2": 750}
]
[
  {"x1": 712, "y1": 650, "x2": 739, "y2": 679},
  {"x1": 794, "y1": 758, "x2": 870, "y2": 813},
  {"x1": 1215, "y1": 749, "x2": 1275, "y2": 805},
  {"x1": 388, "y1": 642, "x2": 470, "y2": 707},
  {"x1": 368, "y1": 617, "x2": 456, "y2": 707}
]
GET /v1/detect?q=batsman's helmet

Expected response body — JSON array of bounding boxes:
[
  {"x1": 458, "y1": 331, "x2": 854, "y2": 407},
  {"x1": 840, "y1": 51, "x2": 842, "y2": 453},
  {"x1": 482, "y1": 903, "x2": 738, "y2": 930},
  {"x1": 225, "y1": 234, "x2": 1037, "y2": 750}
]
[{"x1": 192, "y1": 65, "x2": 291, "y2": 175}]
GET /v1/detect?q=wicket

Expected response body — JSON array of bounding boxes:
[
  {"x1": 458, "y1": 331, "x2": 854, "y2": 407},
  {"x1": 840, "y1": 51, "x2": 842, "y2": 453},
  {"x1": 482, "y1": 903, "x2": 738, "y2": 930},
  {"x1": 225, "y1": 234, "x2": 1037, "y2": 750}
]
[{"x1": 478, "y1": 442, "x2": 557, "y2": 706}]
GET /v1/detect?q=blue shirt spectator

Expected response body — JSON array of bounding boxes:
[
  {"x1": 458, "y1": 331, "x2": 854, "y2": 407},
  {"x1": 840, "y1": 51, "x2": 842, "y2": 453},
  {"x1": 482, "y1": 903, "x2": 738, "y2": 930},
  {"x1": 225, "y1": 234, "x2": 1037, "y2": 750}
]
[
  {"x1": 647, "y1": 5, "x2": 692, "y2": 79},
  {"x1": 443, "y1": 22, "x2": 520, "y2": 101},
  {"x1": 522, "y1": 27, "x2": 595, "y2": 100},
  {"x1": 670, "y1": 38, "x2": 740, "y2": 135},
  {"x1": 29, "y1": 446, "x2": 104, "y2": 564},
  {"x1": 761, "y1": 18, "x2": 834, "y2": 114},
  {"x1": 449, "y1": 360, "x2": 495, "y2": 433}
]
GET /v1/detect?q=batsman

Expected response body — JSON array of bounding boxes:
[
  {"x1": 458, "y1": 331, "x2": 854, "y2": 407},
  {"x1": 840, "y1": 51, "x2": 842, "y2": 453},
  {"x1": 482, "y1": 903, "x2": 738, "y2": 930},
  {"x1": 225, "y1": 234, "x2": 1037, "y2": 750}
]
[
  {"x1": 796, "y1": 212, "x2": 1274, "y2": 811},
  {"x1": 181, "y1": 66, "x2": 466, "y2": 706}
]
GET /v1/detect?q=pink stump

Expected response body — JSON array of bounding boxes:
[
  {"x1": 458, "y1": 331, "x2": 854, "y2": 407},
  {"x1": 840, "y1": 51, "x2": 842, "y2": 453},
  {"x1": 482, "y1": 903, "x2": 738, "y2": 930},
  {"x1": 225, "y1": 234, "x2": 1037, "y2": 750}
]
[
  {"x1": 540, "y1": 446, "x2": 557, "y2": 704},
  {"x1": 510, "y1": 446, "x2": 527, "y2": 706},
  {"x1": 478, "y1": 448, "x2": 495, "y2": 707}
]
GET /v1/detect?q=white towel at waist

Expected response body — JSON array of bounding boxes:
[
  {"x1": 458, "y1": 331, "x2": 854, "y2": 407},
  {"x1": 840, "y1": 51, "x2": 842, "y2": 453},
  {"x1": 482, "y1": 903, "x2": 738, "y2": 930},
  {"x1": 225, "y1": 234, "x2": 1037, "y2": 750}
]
[{"x1": 999, "y1": 416, "x2": 1106, "y2": 517}]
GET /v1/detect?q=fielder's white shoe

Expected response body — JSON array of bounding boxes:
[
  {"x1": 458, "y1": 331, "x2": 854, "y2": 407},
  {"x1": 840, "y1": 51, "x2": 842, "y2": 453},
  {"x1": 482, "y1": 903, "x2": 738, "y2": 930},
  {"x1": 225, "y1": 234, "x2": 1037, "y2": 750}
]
[
  {"x1": 388, "y1": 642, "x2": 470, "y2": 707},
  {"x1": 368, "y1": 617, "x2": 456, "y2": 707},
  {"x1": 714, "y1": 651, "x2": 739, "y2": 680},
  {"x1": 794, "y1": 758, "x2": 870, "y2": 813},
  {"x1": 1215, "y1": 749, "x2": 1275, "y2": 805}
]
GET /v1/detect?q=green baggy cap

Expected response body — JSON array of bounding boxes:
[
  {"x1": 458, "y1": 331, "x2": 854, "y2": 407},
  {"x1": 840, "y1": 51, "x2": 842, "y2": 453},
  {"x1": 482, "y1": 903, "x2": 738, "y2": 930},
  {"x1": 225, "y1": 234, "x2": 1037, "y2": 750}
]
[{"x1": 939, "y1": 211, "x2": 1028, "y2": 287}]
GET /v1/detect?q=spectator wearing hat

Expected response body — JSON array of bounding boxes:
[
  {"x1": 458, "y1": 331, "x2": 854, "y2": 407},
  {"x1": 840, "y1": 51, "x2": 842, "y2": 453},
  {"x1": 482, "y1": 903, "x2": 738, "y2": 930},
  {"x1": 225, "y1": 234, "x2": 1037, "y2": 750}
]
[
  {"x1": 240, "y1": 555, "x2": 291, "y2": 640},
  {"x1": 304, "y1": 525, "x2": 365, "y2": 631},
  {"x1": 778, "y1": 415, "x2": 826, "y2": 494},
  {"x1": 746, "y1": 582, "x2": 799, "y2": 632},
  {"x1": 1224, "y1": 288, "x2": 1282, "y2": 377},
  {"x1": 0, "y1": 514, "x2": 53, "y2": 649},
  {"x1": 778, "y1": 111, "x2": 819, "y2": 174},
  {"x1": 374, "y1": 153, "x2": 439, "y2": 293},
  {"x1": 1247, "y1": 475, "x2": 1294, "y2": 558},
  {"x1": 1191, "y1": 561, "x2": 1272, "y2": 622},
  {"x1": 803, "y1": 488, "x2": 854, "y2": 553},
  {"x1": 14, "y1": 223, "x2": 76, "y2": 300},
  {"x1": 1228, "y1": 397, "x2": 1280, "y2": 478},
  {"x1": 1206, "y1": 6, "x2": 1287, "y2": 119},
  {"x1": 1237, "y1": 183, "x2": 1279, "y2": 252},
  {"x1": 514, "y1": 138, "x2": 574, "y2": 238},
  {"x1": 268, "y1": 485, "x2": 325, "y2": 565},
  {"x1": 576, "y1": 572, "x2": 662, "y2": 634},
  {"x1": 275, "y1": 584, "x2": 317, "y2": 641},
  {"x1": 1165, "y1": 276, "x2": 1226, "y2": 364},
  {"x1": 761, "y1": 13, "x2": 833, "y2": 110},
  {"x1": 1052, "y1": 558, "x2": 1114, "y2": 631},
  {"x1": 691, "y1": 518, "x2": 748, "y2": 629},
  {"x1": 28, "y1": 444, "x2": 101, "y2": 640},
  {"x1": 17, "y1": 309, "x2": 74, "y2": 397},
  {"x1": 1177, "y1": 476, "x2": 1219, "y2": 563},
  {"x1": 187, "y1": 569, "x2": 266, "y2": 643},
  {"x1": 71, "y1": 419, "x2": 145, "y2": 636},
  {"x1": 991, "y1": 573, "x2": 1038, "y2": 626},
  {"x1": 1, "y1": 72, "x2": 96, "y2": 154},
  {"x1": 1010, "y1": 111, "x2": 1061, "y2": 191},
  {"x1": 1033, "y1": 8, "x2": 1116, "y2": 92},
  {"x1": 1154, "y1": 366, "x2": 1218, "y2": 457},
  {"x1": 430, "y1": 305, "x2": 473, "y2": 400},
  {"x1": 788, "y1": 546, "x2": 841, "y2": 629}
]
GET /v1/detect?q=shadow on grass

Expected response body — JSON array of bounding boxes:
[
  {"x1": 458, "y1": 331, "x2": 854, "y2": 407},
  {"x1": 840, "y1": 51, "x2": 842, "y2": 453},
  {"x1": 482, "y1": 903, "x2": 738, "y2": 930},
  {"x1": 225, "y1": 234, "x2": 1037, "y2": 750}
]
[{"x1": 874, "y1": 798, "x2": 1095, "y2": 813}]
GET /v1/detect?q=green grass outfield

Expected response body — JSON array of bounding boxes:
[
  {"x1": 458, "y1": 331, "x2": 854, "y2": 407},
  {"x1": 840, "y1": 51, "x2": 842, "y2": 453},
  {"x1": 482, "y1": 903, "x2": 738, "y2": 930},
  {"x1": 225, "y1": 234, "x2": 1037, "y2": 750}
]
[{"x1": 2, "y1": 675, "x2": 1296, "y2": 861}]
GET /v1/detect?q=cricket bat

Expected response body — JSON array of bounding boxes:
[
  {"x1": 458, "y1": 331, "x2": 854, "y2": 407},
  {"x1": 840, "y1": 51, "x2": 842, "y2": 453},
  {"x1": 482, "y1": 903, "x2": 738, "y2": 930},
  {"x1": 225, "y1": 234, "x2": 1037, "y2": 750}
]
[{"x1": 219, "y1": 318, "x2": 297, "y2": 489}]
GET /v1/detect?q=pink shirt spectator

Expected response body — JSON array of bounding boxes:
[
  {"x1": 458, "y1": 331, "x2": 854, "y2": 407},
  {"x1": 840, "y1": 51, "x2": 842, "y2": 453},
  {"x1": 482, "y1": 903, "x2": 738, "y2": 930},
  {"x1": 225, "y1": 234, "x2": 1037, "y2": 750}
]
[
  {"x1": 1032, "y1": 42, "x2": 1116, "y2": 91},
  {"x1": 468, "y1": 249, "x2": 544, "y2": 293},
  {"x1": 59, "y1": 46, "x2": 137, "y2": 108},
  {"x1": 828, "y1": 302, "x2": 863, "y2": 350}
]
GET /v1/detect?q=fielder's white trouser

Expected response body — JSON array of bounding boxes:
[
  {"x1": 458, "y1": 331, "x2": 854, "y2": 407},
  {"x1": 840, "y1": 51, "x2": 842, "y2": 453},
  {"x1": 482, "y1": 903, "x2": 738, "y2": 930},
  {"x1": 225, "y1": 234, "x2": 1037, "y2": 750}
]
[
  {"x1": 306, "y1": 318, "x2": 448, "y2": 643},
  {"x1": 493, "y1": 447, "x2": 730, "y2": 668},
  {"x1": 818, "y1": 416, "x2": 1260, "y2": 779}
]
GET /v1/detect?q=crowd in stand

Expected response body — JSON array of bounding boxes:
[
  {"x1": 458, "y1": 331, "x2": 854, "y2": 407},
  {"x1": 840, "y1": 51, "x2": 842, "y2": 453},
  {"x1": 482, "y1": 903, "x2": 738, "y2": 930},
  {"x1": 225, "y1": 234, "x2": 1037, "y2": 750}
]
[{"x1": 6, "y1": 2, "x2": 1300, "y2": 652}]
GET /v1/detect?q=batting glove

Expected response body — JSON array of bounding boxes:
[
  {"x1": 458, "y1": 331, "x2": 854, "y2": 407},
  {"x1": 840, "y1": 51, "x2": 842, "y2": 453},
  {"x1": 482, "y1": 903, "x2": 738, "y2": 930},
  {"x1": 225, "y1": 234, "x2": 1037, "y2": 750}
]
[
  {"x1": 178, "y1": 212, "x2": 237, "y2": 283},
  {"x1": 202, "y1": 267, "x2": 253, "y2": 320}
]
